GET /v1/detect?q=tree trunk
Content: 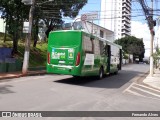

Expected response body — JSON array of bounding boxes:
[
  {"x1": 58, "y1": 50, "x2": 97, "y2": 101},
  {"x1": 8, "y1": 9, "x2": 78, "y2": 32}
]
[
  {"x1": 33, "y1": 18, "x2": 39, "y2": 48},
  {"x1": 45, "y1": 19, "x2": 53, "y2": 38},
  {"x1": 4, "y1": 15, "x2": 8, "y2": 43},
  {"x1": 4, "y1": 22, "x2": 7, "y2": 43},
  {"x1": 12, "y1": 32, "x2": 18, "y2": 55}
]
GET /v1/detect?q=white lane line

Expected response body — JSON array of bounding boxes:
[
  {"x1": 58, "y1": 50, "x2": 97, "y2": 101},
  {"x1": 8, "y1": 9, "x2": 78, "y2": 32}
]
[
  {"x1": 132, "y1": 86, "x2": 160, "y2": 98},
  {"x1": 126, "y1": 89, "x2": 146, "y2": 97},
  {"x1": 126, "y1": 87, "x2": 160, "y2": 101},
  {"x1": 133, "y1": 82, "x2": 160, "y2": 93},
  {"x1": 123, "y1": 82, "x2": 135, "y2": 93}
]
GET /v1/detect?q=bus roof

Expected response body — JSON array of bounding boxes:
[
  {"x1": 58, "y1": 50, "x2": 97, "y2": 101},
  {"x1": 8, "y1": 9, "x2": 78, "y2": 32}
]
[
  {"x1": 49, "y1": 30, "x2": 122, "y2": 49},
  {"x1": 49, "y1": 30, "x2": 82, "y2": 33}
]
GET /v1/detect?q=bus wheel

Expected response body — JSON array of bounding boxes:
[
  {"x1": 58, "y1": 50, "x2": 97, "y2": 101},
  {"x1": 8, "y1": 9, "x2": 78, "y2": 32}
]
[
  {"x1": 72, "y1": 76, "x2": 80, "y2": 79},
  {"x1": 98, "y1": 67, "x2": 104, "y2": 80},
  {"x1": 114, "y1": 71, "x2": 118, "y2": 75}
]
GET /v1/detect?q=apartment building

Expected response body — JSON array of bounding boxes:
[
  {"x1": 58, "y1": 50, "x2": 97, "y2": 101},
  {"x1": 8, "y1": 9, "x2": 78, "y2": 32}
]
[{"x1": 100, "y1": 0, "x2": 131, "y2": 40}]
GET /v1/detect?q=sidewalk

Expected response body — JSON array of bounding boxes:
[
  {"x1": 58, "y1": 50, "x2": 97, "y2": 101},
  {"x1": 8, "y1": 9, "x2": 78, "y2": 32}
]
[
  {"x1": 143, "y1": 69, "x2": 160, "y2": 90},
  {"x1": 0, "y1": 70, "x2": 46, "y2": 80}
]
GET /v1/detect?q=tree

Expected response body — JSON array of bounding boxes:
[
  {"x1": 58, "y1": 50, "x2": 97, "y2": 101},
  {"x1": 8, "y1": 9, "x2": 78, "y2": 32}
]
[
  {"x1": 0, "y1": 0, "x2": 30, "y2": 53},
  {"x1": 153, "y1": 44, "x2": 160, "y2": 68},
  {"x1": 0, "y1": 0, "x2": 88, "y2": 50},
  {"x1": 114, "y1": 36, "x2": 145, "y2": 62},
  {"x1": 33, "y1": 0, "x2": 88, "y2": 47}
]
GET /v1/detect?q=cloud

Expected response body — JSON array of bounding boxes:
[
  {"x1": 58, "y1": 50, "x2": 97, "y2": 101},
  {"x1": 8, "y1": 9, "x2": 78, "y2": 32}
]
[{"x1": 131, "y1": 21, "x2": 151, "y2": 57}]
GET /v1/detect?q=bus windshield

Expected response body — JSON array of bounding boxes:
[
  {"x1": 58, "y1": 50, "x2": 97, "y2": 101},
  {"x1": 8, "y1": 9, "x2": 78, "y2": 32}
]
[{"x1": 48, "y1": 31, "x2": 81, "y2": 46}]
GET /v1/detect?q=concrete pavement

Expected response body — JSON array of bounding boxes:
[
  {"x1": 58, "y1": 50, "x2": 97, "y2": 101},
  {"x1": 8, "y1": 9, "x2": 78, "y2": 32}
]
[
  {"x1": 0, "y1": 66, "x2": 160, "y2": 91},
  {"x1": 143, "y1": 69, "x2": 160, "y2": 90}
]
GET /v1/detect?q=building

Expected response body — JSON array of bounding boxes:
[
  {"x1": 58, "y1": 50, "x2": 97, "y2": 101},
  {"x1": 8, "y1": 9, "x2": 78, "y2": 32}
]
[
  {"x1": 63, "y1": 21, "x2": 114, "y2": 42},
  {"x1": 0, "y1": 18, "x2": 6, "y2": 33},
  {"x1": 82, "y1": 21, "x2": 114, "y2": 42},
  {"x1": 100, "y1": 0, "x2": 131, "y2": 40}
]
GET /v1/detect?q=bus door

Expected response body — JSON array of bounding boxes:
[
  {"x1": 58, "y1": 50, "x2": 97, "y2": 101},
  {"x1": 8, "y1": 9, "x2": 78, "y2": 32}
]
[
  {"x1": 119, "y1": 49, "x2": 122, "y2": 70},
  {"x1": 106, "y1": 45, "x2": 111, "y2": 73}
]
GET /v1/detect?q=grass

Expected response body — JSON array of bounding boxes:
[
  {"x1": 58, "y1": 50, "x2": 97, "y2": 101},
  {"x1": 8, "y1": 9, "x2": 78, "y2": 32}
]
[{"x1": 0, "y1": 33, "x2": 47, "y2": 67}]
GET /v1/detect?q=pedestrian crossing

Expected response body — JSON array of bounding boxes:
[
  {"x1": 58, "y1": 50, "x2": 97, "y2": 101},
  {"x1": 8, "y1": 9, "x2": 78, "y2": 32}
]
[{"x1": 123, "y1": 82, "x2": 160, "y2": 100}]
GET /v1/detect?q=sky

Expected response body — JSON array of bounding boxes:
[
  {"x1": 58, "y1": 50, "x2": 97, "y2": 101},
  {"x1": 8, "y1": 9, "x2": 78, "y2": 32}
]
[{"x1": 63, "y1": 0, "x2": 160, "y2": 58}]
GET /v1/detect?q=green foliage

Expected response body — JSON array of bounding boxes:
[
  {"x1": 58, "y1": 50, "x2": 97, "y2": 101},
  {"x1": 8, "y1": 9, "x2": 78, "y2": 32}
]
[
  {"x1": 0, "y1": 0, "x2": 87, "y2": 51},
  {"x1": 0, "y1": 40, "x2": 47, "y2": 67},
  {"x1": 0, "y1": 0, "x2": 30, "y2": 53},
  {"x1": 153, "y1": 45, "x2": 160, "y2": 61},
  {"x1": 114, "y1": 36, "x2": 145, "y2": 61},
  {"x1": 34, "y1": 0, "x2": 87, "y2": 27},
  {"x1": 123, "y1": 53, "x2": 129, "y2": 59}
]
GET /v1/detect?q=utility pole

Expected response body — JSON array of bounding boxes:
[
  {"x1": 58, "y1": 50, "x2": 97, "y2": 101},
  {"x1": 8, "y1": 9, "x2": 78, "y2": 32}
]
[
  {"x1": 22, "y1": 0, "x2": 35, "y2": 75},
  {"x1": 138, "y1": 0, "x2": 156, "y2": 76},
  {"x1": 149, "y1": 0, "x2": 154, "y2": 76}
]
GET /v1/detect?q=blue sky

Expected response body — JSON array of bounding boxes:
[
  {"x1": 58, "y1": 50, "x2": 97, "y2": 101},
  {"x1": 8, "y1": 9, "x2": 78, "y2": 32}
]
[
  {"x1": 66, "y1": 0, "x2": 159, "y2": 57},
  {"x1": 64, "y1": 0, "x2": 148, "y2": 24},
  {"x1": 81, "y1": 0, "x2": 160, "y2": 57},
  {"x1": 79, "y1": 0, "x2": 101, "y2": 15},
  {"x1": 63, "y1": 0, "x2": 101, "y2": 23}
]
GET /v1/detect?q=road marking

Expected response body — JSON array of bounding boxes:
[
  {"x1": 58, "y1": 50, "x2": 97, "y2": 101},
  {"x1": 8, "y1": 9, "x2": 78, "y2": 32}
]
[
  {"x1": 124, "y1": 82, "x2": 160, "y2": 101},
  {"x1": 133, "y1": 82, "x2": 160, "y2": 93},
  {"x1": 125, "y1": 86, "x2": 160, "y2": 101},
  {"x1": 132, "y1": 85, "x2": 160, "y2": 98},
  {"x1": 123, "y1": 82, "x2": 135, "y2": 93},
  {"x1": 126, "y1": 89, "x2": 146, "y2": 97}
]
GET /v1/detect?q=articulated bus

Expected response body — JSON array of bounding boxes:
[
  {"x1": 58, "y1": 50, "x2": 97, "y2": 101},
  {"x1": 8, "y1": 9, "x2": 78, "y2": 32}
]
[{"x1": 47, "y1": 30, "x2": 122, "y2": 79}]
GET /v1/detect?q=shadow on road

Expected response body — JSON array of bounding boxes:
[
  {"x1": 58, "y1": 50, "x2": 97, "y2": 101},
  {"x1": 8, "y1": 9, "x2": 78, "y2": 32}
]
[
  {"x1": 0, "y1": 85, "x2": 15, "y2": 94},
  {"x1": 54, "y1": 69, "x2": 147, "y2": 89}
]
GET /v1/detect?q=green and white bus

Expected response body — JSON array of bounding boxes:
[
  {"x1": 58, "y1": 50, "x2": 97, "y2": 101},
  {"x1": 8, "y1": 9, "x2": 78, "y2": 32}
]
[{"x1": 47, "y1": 30, "x2": 122, "y2": 79}]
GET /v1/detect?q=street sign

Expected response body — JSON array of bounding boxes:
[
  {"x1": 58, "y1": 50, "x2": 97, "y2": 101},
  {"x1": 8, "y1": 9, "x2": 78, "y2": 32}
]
[
  {"x1": 21, "y1": 0, "x2": 32, "y2": 5},
  {"x1": 23, "y1": 22, "x2": 29, "y2": 33},
  {"x1": 81, "y1": 12, "x2": 99, "y2": 21}
]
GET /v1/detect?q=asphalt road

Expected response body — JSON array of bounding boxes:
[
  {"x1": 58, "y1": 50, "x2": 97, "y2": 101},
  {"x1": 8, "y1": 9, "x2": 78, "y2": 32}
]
[{"x1": 0, "y1": 64, "x2": 160, "y2": 120}]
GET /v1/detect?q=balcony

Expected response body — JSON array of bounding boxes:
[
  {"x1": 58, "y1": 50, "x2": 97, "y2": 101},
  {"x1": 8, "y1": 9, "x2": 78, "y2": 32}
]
[
  {"x1": 122, "y1": 17, "x2": 131, "y2": 24},
  {"x1": 122, "y1": 14, "x2": 131, "y2": 21},
  {"x1": 122, "y1": 1, "x2": 131, "y2": 9},
  {"x1": 121, "y1": 32, "x2": 131, "y2": 37},
  {"x1": 122, "y1": 26, "x2": 131, "y2": 32},
  {"x1": 123, "y1": 23, "x2": 131, "y2": 28},
  {"x1": 122, "y1": 5, "x2": 131, "y2": 12},
  {"x1": 122, "y1": 18, "x2": 130, "y2": 24},
  {"x1": 122, "y1": 0, "x2": 131, "y2": 5}
]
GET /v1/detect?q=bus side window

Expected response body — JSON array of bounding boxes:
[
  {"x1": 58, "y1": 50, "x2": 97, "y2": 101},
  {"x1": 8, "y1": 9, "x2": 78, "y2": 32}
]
[
  {"x1": 90, "y1": 37, "x2": 94, "y2": 54},
  {"x1": 103, "y1": 44, "x2": 108, "y2": 56},
  {"x1": 99, "y1": 41, "x2": 104, "y2": 55}
]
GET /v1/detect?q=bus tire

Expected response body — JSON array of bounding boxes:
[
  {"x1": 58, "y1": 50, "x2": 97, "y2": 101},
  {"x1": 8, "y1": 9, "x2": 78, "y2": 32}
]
[
  {"x1": 114, "y1": 71, "x2": 118, "y2": 75},
  {"x1": 98, "y1": 67, "x2": 104, "y2": 80},
  {"x1": 72, "y1": 76, "x2": 80, "y2": 79}
]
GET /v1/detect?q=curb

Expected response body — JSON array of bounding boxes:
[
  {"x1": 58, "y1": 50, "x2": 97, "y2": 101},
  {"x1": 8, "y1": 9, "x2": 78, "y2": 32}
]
[
  {"x1": 0, "y1": 74, "x2": 22, "y2": 81},
  {"x1": 134, "y1": 70, "x2": 160, "y2": 91},
  {"x1": 0, "y1": 70, "x2": 46, "y2": 81},
  {"x1": 136, "y1": 71, "x2": 149, "y2": 84},
  {"x1": 143, "y1": 76, "x2": 160, "y2": 90},
  {"x1": 142, "y1": 70, "x2": 160, "y2": 90}
]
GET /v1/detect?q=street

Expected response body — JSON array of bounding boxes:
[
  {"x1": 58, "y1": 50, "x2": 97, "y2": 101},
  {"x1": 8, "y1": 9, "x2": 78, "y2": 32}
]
[{"x1": 0, "y1": 64, "x2": 160, "y2": 119}]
